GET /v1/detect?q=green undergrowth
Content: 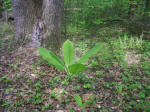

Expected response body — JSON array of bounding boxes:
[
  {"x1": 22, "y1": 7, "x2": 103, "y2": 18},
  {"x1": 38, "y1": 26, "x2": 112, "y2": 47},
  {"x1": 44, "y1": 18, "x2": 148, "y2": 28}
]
[
  {"x1": 0, "y1": 22, "x2": 15, "y2": 52},
  {"x1": 0, "y1": 23, "x2": 150, "y2": 111},
  {"x1": 73, "y1": 33, "x2": 150, "y2": 111}
]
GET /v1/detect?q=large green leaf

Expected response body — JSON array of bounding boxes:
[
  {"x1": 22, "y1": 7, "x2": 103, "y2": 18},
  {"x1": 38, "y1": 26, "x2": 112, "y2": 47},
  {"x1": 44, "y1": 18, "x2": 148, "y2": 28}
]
[
  {"x1": 74, "y1": 94, "x2": 83, "y2": 107},
  {"x1": 78, "y1": 43, "x2": 101, "y2": 63},
  {"x1": 62, "y1": 40, "x2": 74, "y2": 66},
  {"x1": 68, "y1": 64, "x2": 87, "y2": 74},
  {"x1": 38, "y1": 47, "x2": 64, "y2": 70}
]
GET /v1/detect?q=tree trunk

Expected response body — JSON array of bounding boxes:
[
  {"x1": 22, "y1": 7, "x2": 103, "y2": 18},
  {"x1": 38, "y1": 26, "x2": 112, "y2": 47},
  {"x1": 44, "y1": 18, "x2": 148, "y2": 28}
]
[
  {"x1": 0, "y1": 1, "x2": 2, "y2": 18},
  {"x1": 144, "y1": 0, "x2": 150, "y2": 33},
  {"x1": 12, "y1": 0, "x2": 64, "y2": 51},
  {"x1": 128, "y1": 0, "x2": 138, "y2": 19},
  {"x1": 42, "y1": 0, "x2": 63, "y2": 50},
  {"x1": 145, "y1": 0, "x2": 150, "y2": 17}
]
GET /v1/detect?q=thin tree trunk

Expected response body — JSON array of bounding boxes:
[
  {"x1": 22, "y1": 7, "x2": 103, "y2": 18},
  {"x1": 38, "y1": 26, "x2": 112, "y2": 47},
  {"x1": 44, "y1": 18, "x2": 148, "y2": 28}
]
[
  {"x1": 144, "y1": 0, "x2": 150, "y2": 32},
  {"x1": 4, "y1": 10, "x2": 8, "y2": 24},
  {"x1": 0, "y1": 1, "x2": 2, "y2": 18},
  {"x1": 145, "y1": 0, "x2": 150, "y2": 16},
  {"x1": 128, "y1": 0, "x2": 138, "y2": 19}
]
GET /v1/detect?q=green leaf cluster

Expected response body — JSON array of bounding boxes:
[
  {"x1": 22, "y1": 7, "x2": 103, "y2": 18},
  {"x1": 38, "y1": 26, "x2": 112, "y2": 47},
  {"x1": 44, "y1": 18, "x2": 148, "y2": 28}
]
[
  {"x1": 1, "y1": 0, "x2": 12, "y2": 11},
  {"x1": 38, "y1": 39, "x2": 101, "y2": 75}
]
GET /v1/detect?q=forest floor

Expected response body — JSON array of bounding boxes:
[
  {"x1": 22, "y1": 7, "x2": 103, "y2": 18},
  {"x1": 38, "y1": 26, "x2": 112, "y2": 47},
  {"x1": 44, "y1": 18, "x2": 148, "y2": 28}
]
[{"x1": 0, "y1": 21, "x2": 150, "y2": 112}]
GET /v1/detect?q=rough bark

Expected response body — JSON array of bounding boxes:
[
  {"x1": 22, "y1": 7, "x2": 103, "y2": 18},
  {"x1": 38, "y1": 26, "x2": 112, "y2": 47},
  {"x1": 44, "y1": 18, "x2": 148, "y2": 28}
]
[
  {"x1": 42, "y1": 0, "x2": 63, "y2": 50},
  {"x1": 12, "y1": 0, "x2": 35, "y2": 46},
  {"x1": 12, "y1": 0, "x2": 63, "y2": 50}
]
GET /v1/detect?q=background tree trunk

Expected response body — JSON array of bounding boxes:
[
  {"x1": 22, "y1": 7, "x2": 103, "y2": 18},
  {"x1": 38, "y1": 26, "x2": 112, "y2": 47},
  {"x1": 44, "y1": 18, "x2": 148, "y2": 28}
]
[
  {"x1": 12, "y1": 0, "x2": 63, "y2": 50},
  {"x1": 145, "y1": 0, "x2": 150, "y2": 17},
  {"x1": 0, "y1": 1, "x2": 2, "y2": 18},
  {"x1": 128, "y1": 0, "x2": 138, "y2": 19},
  {"x1": 143, "y1": 0, "x2": 150, "y2": 34}
]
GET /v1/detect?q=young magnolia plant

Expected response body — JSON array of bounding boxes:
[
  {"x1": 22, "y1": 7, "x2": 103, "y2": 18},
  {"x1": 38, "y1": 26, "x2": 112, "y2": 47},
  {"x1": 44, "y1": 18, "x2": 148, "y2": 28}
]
[{"x1": 38, "y1": 40, "x2": 100, "y2": 75}]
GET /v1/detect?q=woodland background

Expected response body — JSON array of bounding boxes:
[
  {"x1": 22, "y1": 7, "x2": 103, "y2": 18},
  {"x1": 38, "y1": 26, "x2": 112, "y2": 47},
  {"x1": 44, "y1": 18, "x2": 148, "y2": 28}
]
[{"x1": 0, "y1": 0, "x2": 150, "y2": 112}]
